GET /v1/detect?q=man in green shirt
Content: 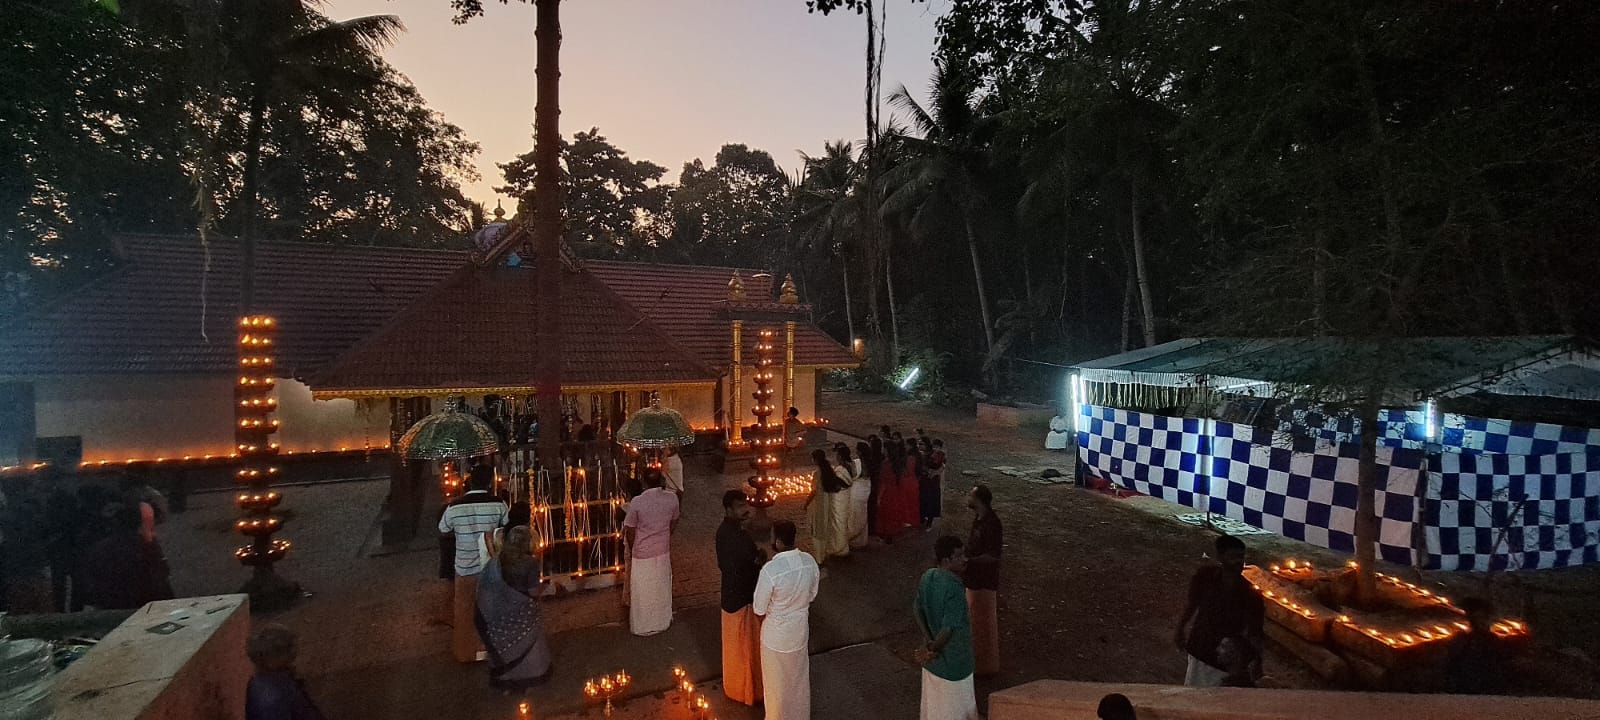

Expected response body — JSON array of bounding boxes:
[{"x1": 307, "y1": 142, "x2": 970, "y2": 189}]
[{"x1": 914, "y1": 535, "x2": 979, "y2": 720}]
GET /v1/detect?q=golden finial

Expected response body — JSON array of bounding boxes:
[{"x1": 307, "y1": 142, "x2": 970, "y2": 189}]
[
  {"x1": 728, "y1": 273, "x2": 746, "y2": 302},
  {"x1": 779, "y1": 274, "x2": 799, "y2": 304},
  {"x1": 492, "y1": 201, "x2": 506, "y2": 223}
]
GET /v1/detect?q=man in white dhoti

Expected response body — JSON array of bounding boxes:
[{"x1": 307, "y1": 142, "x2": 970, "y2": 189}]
[
  {"x1": 752, "y1": 519, "x2": 820, "y2": 720},
  {"x1": 664, "y1": 447, "x2": 686, "y2": 496},
  {"x1": 915, "y1": 536, "x2": 979, "y2": 720},
  {"x1": 624, "y1": 468, "x2": 680, "y2": 636}
]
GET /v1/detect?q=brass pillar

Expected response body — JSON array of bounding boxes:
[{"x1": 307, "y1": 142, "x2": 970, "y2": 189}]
[
  {"x1": 784, "y1": 321, "x2": 796, "y2": 419},
  {"x1": 730, "y1": 320, "x2": 743, "y2": 443}
]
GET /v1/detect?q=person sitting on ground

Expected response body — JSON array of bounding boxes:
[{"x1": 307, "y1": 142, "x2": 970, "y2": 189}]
[
  {"x1": 1174, "y1": 534, "x2": 1264, "y2": 687},
  {"x1": 1097, "y1": 693, "x2": 1137, "y2": 720},
  {"x1": 246, "y1": 624, "x2": 326, "y2": 720}
]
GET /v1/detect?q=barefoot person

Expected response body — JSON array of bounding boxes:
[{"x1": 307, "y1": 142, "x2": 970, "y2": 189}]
[
  {"x1": 474, "y1": 525, "x2": 552, "y2": 689},
  {"x1": 624, "y1": 468, "x2": 680, "y2": 636},
  {"x1": 753, "y1": 520, "x2": 820, "y2": 720},
  {"x1": 1174, "y1": 535, "x2": 1264, "y2": 687},
  {"x1": 915, "y1": 535, "x2": 979, "y2": 720},
  {"x1": 438, "y1": 469, "x2": 509, "y2": 663},
  {"x1": 717, "y1": 490, "x2": 764, "y2": 706},
  {"x1": 964, "y1": 484, "x2": 1002, "y2": 676}
]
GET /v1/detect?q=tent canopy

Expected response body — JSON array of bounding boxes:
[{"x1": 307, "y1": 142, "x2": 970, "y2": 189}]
[{"x1": 1073, "y1": 336, "x2": 1600, "y2": 401}]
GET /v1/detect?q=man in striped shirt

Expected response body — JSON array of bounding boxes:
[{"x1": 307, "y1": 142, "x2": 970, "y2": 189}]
[{"x1": 439, "y1": 467, "x2": 508, "y2": 663}]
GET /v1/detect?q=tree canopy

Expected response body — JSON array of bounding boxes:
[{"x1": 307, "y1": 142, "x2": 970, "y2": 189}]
[{"x1": 3, "y1": 0, "x2": 478, "y2": 319}]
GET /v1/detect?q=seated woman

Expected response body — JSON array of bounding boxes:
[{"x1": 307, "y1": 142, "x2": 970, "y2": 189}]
[
  {"x1": 475, "y1": 525, "x2": 553, "y2": 689},
  {"x1": 1045, "y1": 413, "x2": 1073, "y2": 450}
]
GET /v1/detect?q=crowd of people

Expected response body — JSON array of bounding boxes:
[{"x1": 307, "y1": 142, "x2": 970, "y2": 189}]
[
  {"x1": 265, "y1": 416, "x2": 1274, "y2": 720},
  {"x1": 712, "y1": 423, "x2": 1001, "y2": 720},
  {"x1": 802, "y1": 427, "x2": 951, "y2": 569},
  {"x1": 0, "y1": 466, "x2": 175, "y2": 614}
]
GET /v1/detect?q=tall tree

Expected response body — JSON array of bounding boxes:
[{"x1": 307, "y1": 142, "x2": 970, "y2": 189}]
[
  {"x1": 884, "y1": 67, "x2": 1000, "y2": 366},
  {"x1": 499, "y1": 128, "x2": 670, "y2": 258},
  {"x1": 218, "y1": 0, "x2": 403, "y2": 311},
  {"x1": 669, "y1": 144, "x2": 794, "y2": 268},
  {"x1": 794, "y1": 140, "x2": 864, "y2": 342}
]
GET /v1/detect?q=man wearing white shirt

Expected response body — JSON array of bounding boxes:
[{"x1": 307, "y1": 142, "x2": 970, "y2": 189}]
[
  {"x1": 752, "y1": 519, "x2": 820, "y2": 720},
  {"x1": 664, "y1": 447, "x2": 686, "y2": 496}
]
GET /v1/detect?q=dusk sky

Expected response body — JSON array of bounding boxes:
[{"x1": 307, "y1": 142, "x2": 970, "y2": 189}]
[{"x1": 327, "y1": 0, "x2": 944, "y2": 205}]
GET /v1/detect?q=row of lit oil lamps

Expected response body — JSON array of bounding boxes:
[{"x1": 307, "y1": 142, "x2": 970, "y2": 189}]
[
  {"x1": 0, "y1": 444, "x2": 386, "y2": 474},
  {"x1": 513, "y1": 666, "x2": 717, "y2": 719},
  {"x1": 1257, "y1": 559, "x2": 1529, "y2": 649}
]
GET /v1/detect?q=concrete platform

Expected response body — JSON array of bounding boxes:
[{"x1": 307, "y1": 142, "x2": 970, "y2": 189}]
[{"x1": 989, "y1": 680, "x2": 1600, "y2": 720}]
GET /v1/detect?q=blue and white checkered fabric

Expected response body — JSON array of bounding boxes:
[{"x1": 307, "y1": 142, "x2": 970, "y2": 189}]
[
  {"x1": 1425, "y1": 451, "x2": 1600, "y2": 571},
  {"x1": 1079, "y1": 405, "x2": 1418, "y2": 565}
]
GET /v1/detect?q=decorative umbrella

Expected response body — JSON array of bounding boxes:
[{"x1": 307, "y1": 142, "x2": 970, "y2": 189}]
[
  {"x1": 616, "y1": 395, "x2": 696, "y2": 450},
  {"x1": 397, "y1": 397, "x2": 501, "y2": 460}
]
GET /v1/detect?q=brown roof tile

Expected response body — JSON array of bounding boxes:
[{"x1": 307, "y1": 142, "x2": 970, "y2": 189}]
[
  {"x1": 309, "y1": 264, "x2": 719, "y2": 393},
  {"x1": 586, "y1": 261, "x2": 859, "y2": 369},
  {"x1": 0, "y1": 235, "x2": 465, "y2": 377}
]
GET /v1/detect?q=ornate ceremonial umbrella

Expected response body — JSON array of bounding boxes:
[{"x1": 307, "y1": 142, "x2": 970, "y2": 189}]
[
  {"x1": 615, "y1": 395, "x2": 696, "y2": 450},
  {"x1": 397, "y1": 397, "x2": 501, "y2": 460}
]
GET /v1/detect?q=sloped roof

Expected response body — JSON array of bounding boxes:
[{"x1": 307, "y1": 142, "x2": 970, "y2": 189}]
[
  {"x1": 309, "y1": 264, "x2": 719, "y2": 394},
  {"x1": 0, "y1": 235, "x2": 465, "y2": 377},
  {"x1": 1074, "y1": 336, "x2": 1592, "y2": 399},
  {"x1": 585, "y1": 261, "x2": 859, "y2": 369}
]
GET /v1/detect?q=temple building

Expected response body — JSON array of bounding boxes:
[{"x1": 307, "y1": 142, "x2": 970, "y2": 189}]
[{"x1": 0, "y1": 227, "x2": 858, "y2": 468}]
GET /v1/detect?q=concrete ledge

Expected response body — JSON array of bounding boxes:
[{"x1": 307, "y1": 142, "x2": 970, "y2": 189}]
[
  {"x1": 51, "y1": 594, "x2": 251, "y2": 720},
  {"x1": 988, "y1": 680, "x2": 1600, "y2": 720}
]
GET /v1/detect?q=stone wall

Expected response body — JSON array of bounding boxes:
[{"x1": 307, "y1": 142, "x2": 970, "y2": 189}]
[
  {"x1": 989, "y1": 680, "x2": 1600, "y2": 720},
  {"x1": 51, "y1": 594, "x2": 251, "y2": 720}
]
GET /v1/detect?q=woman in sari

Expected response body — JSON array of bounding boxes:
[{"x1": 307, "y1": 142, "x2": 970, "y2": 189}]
[
  {"x1": 807, "y1": 449, "x2": 851, "y2": 563},
  {"x1": 839, "y1": 444, "x2": 871, "y2": 550},
  {"x1": 875, "y1": 440, "x2": 918, "y2": 539},
  {"x1": 475, "y1": 525, "x2": 552, "y2": 690},
  {"x1": 864, "y1": 435, "x2": 885, "y2": 540}
]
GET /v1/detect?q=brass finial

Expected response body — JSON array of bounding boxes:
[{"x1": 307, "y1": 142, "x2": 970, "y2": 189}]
[
  {"x1": 728, "y1": 273, "x2": 746, "y2": 302},
  {"x1": 779, "y1": 274, "x2": 799, "y2": 304},
  {"x1": 492, "y1": 201, "x2": 506, "y2": 223}
]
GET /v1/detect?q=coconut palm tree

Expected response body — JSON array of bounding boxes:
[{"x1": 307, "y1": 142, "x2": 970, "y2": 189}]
[
  {"x1": 794, "y1": 140, "x2": 864, "y2": 344},
  {"x1": 883, "y1": 66, "x2": 1001, "y2": 365},
  {"x1": 221, "y1": 0, "x2": 403, "y2": 311}
]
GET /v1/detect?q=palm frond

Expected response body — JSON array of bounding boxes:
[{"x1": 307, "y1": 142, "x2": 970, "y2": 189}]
[{"x1": 281, "y1": 14, "x2": 403, "y2": 57}]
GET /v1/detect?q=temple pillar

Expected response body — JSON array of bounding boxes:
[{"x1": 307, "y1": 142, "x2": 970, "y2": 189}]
[
  {"x1": 784, "y1": 321, "x2": 796, "y2": 419},
  {"x1": 730, "y1": 320, "x2": 743, "y2": 443}
]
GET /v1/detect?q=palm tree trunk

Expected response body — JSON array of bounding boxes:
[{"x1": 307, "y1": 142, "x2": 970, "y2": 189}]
[
  {"x1": 963, "y1": 212, "x2": 997, "y2": 354},
  {"x1": 884, "y1": 238, "x2": 901, "y2": 363},
  {"x1": 1311, "y1": 230, "x2": 1327, "y2": 336},
  {"x1": 841, "y1": 260, "x2": 856, "y2": 344},
  {"x1": 1120, "y1": 269, "x2": 1135, "y2": 352},
  {"x1": 1129, "y1": 179, "x2": 1157, "y2": 348},
  {"x1": 1354, "y1": 389, "x2": 1381, "y2": 602},
  {"x1": 239, "y1": 85, "x2": 267, "y2": 314},
  {"x1": 533, "y1": 0, "x2": 563, "y2": 469}
]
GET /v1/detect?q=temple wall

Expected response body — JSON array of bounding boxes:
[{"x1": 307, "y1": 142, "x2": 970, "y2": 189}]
[{"x1": 30, "y1": 374, "x2": 384, "y2": 463}]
